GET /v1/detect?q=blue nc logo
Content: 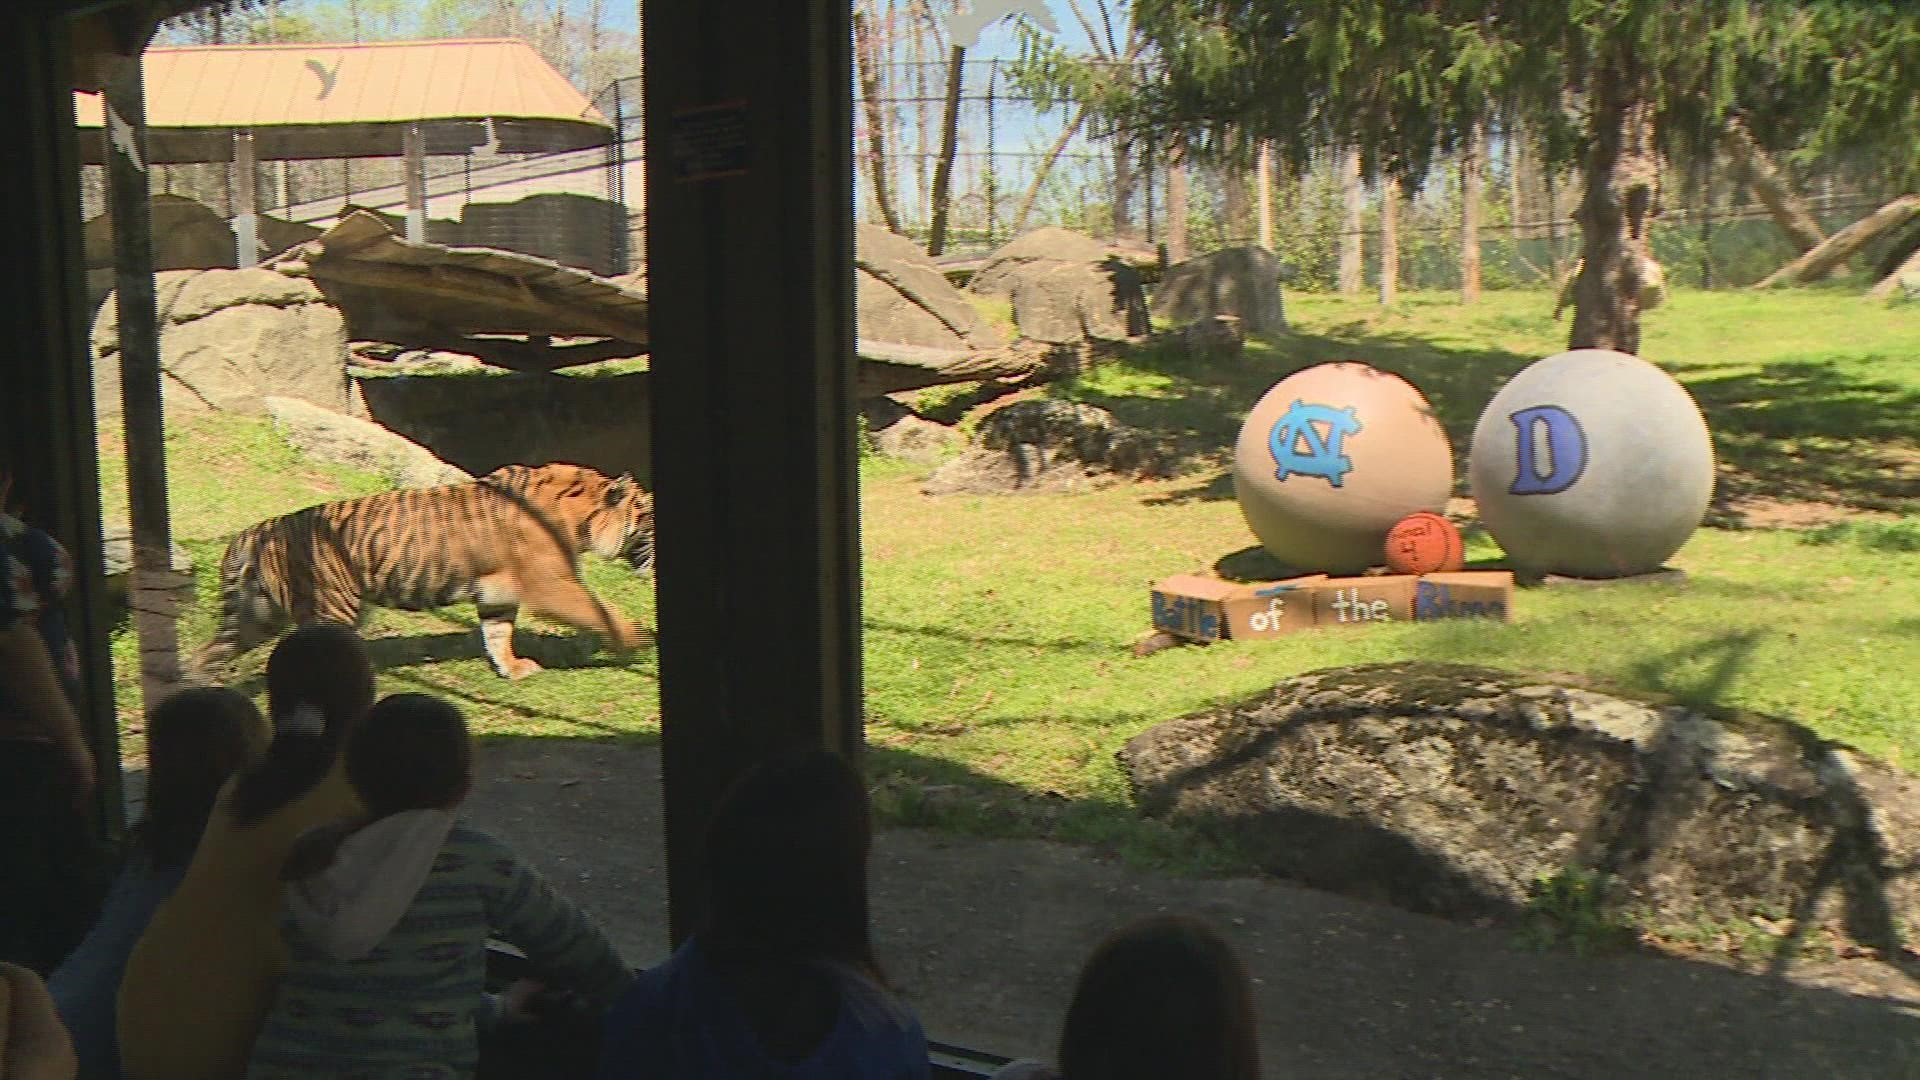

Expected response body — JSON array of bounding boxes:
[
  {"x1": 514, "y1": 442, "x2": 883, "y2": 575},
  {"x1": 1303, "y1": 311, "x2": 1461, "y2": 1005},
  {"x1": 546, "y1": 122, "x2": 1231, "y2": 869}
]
[
  {"x1": 1508, "y1": 405, "x2": 1587, "y2": 496},
  {"x1": 1268, "y1": 400, "x2": 1363, "y2": 488}
]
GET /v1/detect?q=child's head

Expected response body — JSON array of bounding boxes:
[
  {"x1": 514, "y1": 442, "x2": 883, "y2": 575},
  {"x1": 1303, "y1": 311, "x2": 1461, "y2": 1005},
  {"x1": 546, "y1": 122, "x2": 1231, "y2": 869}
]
[
  {"x1": 141, "y1": 686, "x2": 267, "y2": 870},
  {"x1": 1057, "y1": 915, "x2": 1261, "y2": 1080},
  {"x1": 265, "y1": 624, "x2": 374, "y2": 743},
  {"x1": 704, "y1": 749, "x2": 876, "y2": 977},
  {"x1": 232, "y1": 625, "x2": 376, "y2": 826},
  {"x1": 346, "y1": 693, "x2": 472, "y2": 818}
]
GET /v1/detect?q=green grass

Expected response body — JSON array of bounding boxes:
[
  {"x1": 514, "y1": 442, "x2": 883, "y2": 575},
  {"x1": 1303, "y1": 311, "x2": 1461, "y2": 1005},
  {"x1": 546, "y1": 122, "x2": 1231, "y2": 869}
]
[{"x1": 105, "y1": 287, "x2": 1920, "y2": 882}]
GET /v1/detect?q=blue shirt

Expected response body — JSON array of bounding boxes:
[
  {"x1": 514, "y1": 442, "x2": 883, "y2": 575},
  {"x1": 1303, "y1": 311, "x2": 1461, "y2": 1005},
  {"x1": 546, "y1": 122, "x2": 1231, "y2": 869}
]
[
  {"x1": 50, "y1": 850, "x2": 188, "y2": 1080},
  {"x1": 596, "y1": 938, "x2": 930, "y2": 1080}
]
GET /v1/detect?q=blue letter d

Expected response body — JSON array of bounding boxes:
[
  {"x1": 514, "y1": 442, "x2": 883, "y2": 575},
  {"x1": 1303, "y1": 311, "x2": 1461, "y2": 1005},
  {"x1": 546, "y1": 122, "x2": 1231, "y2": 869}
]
[{"x1": 1508, "y1": 405, "x2": 1587, "y2": 496}]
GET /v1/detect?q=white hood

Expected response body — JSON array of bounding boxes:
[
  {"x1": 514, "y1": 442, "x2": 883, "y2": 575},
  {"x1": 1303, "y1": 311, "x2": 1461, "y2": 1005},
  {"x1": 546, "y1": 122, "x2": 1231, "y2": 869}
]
[{"x1": 285, "y1": 809, "x2": 456, "y2": 961}]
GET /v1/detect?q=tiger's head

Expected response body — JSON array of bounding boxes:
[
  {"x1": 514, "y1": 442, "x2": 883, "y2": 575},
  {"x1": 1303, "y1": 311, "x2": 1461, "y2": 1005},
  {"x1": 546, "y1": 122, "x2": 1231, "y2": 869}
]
[
  {"x1": 594, "y1": 473, "x2": 655, "y2": 575},
  {"x1": 490, "y1": 463, "x2": 655, "y2": 575}
]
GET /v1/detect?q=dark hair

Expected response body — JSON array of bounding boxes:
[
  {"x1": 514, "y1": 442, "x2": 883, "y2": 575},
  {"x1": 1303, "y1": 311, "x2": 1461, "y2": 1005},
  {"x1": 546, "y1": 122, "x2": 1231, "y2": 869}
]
[
  {"x1": 703, "y1": 749, "x2": 878, "y2": 979},
  {"x1": 1057, "y1": 915, "x2": 1262, "y2": 1080},
  {"x1": 228, "y1": 625, "x2": 374, "y2": 826},
  {"x1": 346, "y1": 693, "x2": 471, "y2": 819},
  {"x1": 137, "y1": 686, "x2": 265, "y2": 870}
]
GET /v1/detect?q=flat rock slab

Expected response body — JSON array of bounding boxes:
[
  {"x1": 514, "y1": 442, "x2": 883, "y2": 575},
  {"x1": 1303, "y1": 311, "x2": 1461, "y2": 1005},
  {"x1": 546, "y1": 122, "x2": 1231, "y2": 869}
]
[{"x1": 1120, "y1": 661, "x2": 1920, "y2": 947}]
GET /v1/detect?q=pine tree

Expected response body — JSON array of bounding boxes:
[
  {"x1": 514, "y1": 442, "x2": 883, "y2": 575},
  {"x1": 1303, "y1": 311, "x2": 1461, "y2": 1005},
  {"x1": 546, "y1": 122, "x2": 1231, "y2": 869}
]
[{"x1": 1133, "y1": 0, "x2": 1920, "y2": 355}]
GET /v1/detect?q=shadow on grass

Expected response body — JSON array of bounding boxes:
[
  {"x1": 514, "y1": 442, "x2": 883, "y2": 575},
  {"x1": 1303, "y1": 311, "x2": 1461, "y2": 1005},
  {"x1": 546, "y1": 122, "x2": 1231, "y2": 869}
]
[
  {"x1": 1689, "y1": 358, "x2": 1920, "y2": 513},
  {"x1": 864, "y1": 617, "x2": 1119, "y2": 656},
  {"x1": 1062, "y1": 326, "x2": 1919, "y2": 518}
]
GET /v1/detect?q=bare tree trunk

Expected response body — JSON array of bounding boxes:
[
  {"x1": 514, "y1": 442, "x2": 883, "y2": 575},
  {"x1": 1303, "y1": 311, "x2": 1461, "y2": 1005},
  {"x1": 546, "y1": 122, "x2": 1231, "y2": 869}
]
[
  {"x1": 1009, "y1": 105, "x2": 1088, "y2": 236},
  {"x1": 1378, "y1": 176, "x2": 1399, "y2": 306},
  {"x1": 926, "y1": 44, "x2": 965, "y2": 255},
  {"x1": 1222, "y1": 155, "x2": 1251, "y2": 243},
  {"x1": 1568, "y1": 56, "x2": 1658, "y2": 354},
  {"x1": 1338, "y1": 147, "x2": 1363, "y2": 295},
  {"x1": 910, "y1": 7, "x2": 930, "y2": 232},
  {"x1": 1166, "y1": 144, "x2": 1189, "y2": 262},
  {"x1": 853, "y1": 6, "x2": 904, "y2": 232},
  {"x1": 1869, "y1": 233, "x2": 1920, "y2": 300},
  {"x1": 1255, "y1": 140, "x2": 1273, "y2": 249},
  {"x1": 1461, "y1": 121, "x2": 1484, "y2": 303},
  {"x1": 1756, "y1": 195, "x2": 1920, "y2": 288},
  {"x1": 1721, "y1": 115, "x2": 1826, "y2": 256},
  {"x1": 1112, "y1": 137, "x2": 1136, "y2": 240}
]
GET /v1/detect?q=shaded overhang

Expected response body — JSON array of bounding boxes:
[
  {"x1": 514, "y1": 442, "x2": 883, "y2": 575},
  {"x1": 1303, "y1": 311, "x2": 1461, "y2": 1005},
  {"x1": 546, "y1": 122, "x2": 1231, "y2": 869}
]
[{"x1": 72, "y1": 37, "x2": 612, "y2": 164}]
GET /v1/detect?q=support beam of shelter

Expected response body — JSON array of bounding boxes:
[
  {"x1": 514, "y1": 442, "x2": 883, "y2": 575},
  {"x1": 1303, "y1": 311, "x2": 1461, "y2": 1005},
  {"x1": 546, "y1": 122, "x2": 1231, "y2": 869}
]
[
  {"x1": 103, "y1": 46, "x2": 184, "y2": 711},
  {"x1": 402, "y1": 121, "x2": 426, "y2": 243},
  {"x1": 644, "y1": 0, "x2": 862, "y2": 946},
  {"x1": 0, "y1": 4, "x2": 128, "y2": 837},
  {"x1": 234, "y1": 129, "x2": 258, "y2": 267}
]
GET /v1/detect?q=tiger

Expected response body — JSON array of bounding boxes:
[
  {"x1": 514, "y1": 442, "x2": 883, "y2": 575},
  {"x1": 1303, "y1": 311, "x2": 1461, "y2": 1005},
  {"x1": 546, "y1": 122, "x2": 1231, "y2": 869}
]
[{"x1": 190, "y1": 462, "x2": 655, "y2": 681}]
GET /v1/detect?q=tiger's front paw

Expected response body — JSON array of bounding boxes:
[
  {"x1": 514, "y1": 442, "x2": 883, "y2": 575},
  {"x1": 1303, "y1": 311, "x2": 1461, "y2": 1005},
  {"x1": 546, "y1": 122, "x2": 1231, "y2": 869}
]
[
  {"x1": 610, "y1": 621, "x2": 654, "y2": 653},
  {"x1": 501, "y1": 656, "x2": 544, "y2": 680}
]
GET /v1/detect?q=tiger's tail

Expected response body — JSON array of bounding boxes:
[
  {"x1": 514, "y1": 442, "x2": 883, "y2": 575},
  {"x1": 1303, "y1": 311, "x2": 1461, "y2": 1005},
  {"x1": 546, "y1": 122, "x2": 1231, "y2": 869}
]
[{"x1": 188, "y1": 527, "x2": 284, "y2": 675}]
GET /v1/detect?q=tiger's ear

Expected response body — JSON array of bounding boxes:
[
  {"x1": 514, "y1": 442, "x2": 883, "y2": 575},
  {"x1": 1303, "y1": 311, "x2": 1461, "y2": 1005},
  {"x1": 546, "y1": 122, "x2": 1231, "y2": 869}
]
[{"x1": 605, "y1": 476, "x2": 637, "y2": 505}]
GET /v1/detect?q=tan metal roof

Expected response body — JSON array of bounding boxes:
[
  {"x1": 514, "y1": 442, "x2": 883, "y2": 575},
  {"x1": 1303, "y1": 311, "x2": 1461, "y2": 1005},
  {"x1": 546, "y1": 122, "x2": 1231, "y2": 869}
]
[{"x1": 74, "y1": 39, "x2": 611, "y2": 163}]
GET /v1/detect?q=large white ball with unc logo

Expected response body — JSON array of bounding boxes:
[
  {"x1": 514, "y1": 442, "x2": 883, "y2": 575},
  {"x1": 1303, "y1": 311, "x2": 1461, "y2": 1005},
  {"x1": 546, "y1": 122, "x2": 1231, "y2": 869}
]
[
  {"x1": 1468, "y1": 348, "x2": 1714, "y2": 578},
  {"x1": 1232, "y1": 362, "x2": 1453, "y2": 574}
]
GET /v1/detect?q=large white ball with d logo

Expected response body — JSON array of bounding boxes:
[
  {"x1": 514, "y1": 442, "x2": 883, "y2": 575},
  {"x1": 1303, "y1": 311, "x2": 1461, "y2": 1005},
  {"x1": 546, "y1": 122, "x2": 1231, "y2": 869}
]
[{"x1": 1468, "y1": 349, "x2": 1714, "y2": 578}]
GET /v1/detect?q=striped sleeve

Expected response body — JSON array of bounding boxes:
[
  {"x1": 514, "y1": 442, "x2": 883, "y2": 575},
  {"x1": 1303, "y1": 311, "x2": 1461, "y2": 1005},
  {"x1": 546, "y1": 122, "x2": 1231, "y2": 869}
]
[{"x1": 468, "y1": 829, "x2": 634, "y2": 1007}]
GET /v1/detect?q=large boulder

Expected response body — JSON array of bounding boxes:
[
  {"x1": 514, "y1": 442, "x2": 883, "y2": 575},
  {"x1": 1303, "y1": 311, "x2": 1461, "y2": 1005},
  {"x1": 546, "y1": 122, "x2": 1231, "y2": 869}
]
[
  {"x1": 857, "y1": 225, "x2": 1008, "y2": 351},
  {"x1": 861, "y1": 396, "x2": 962, "y2": 465},
  {"x1": 93, "y1": 267, "x2": 354, "y2": 420},
  {"x1": 264, "y1": 396, "x2": 472, "y2": 489},
  {"x1": 84, "y1": 194, "x2": 237, "y2": 272},
  {"x1": 1120, "y1": 661, "x2": 1920, "y2": 948},
  {"x1": 968, "y1": 227, "x2": 1150, "y2": 345},
  {"x1": 921, "y1": 398, "x2": 1186, "y2": 495},
  {"x1": 1152, "y1": 245, "x2": 1287, "y2": 335}
]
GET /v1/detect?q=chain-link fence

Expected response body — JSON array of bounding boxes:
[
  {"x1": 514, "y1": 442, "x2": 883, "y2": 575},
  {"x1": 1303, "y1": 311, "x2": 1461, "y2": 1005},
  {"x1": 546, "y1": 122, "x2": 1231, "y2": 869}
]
[{"x1": 75, "y1": 55, "x2": 1902, "y2": 292}]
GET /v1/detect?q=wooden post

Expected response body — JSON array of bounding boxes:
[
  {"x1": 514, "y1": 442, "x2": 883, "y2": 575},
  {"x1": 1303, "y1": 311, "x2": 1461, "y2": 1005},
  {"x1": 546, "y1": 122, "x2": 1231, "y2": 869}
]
[
  {"x1": 403, "y1": 121, "x2": 426, "y2": 242},
  {"x1": 102, "y1": 49, "x2": 183, "y2": 710},
  {"x1": 645, "y1": 0, "x2": 862, "y2": 948},
  {"x1": 232, "y1": 129, "x2": 258, "y2": 267}
]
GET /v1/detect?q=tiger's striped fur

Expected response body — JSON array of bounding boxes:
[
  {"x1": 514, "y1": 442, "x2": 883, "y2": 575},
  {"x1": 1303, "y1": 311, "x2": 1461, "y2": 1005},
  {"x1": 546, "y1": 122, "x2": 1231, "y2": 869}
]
[{"x1": 192, "y1": 462, "x2": 654, "y2": 680}]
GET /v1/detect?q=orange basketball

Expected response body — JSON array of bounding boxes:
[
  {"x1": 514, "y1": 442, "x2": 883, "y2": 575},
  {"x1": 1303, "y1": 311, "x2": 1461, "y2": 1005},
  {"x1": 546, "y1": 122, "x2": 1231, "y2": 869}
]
[{"x1": 1384, "y1": 511, "x2": 1465, "y2": 575}]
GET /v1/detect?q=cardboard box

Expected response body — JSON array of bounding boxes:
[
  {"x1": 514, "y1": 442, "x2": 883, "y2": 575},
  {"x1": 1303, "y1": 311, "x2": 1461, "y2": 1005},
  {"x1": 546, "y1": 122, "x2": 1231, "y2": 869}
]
[
  {"x1": 1222, "y1": 576, "x2": 1324, "y2": 639},
  {"x1": 1413, "y1": 571, "x2": 1514, "y2": 622},
  {"x1": 1311, "y1": 575, "x2": 1418, "y2": 627},
  {"x1": 1149, "y1": 573, "x2": 1327, "y2": 642}
]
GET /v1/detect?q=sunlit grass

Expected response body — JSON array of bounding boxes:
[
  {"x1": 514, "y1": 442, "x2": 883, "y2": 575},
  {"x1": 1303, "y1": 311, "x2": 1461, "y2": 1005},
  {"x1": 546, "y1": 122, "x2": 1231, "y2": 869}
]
[{"x1": 107, "y1": 286, "x2": 1920, "y2": 875}]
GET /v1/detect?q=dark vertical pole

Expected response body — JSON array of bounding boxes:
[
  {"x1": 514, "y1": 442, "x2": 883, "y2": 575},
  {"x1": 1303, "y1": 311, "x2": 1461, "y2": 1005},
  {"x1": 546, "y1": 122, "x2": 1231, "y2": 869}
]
[
  {"x1": 1, "y1": 6, "x2": 126, "y2": 837},
  {"x1": 102, "y1": 40, "x2": 183, "y2": 711},
  {"x1": 644, "y1": 0, "x2": 861, "y2": 947}
]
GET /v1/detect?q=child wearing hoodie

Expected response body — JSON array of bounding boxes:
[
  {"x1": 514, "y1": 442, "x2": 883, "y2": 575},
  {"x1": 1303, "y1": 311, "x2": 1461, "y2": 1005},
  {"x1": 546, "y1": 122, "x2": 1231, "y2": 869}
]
[{"x1": 245, "y1": 692, "x2": 632, "y2": 1079}]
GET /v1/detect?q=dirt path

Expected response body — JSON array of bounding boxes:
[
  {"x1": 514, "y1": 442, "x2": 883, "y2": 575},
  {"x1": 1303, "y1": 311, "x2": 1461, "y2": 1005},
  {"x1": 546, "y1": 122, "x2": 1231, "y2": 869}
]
[{"x1": 463, "y1": 737, "x2": 1920, "y2": 1079}]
